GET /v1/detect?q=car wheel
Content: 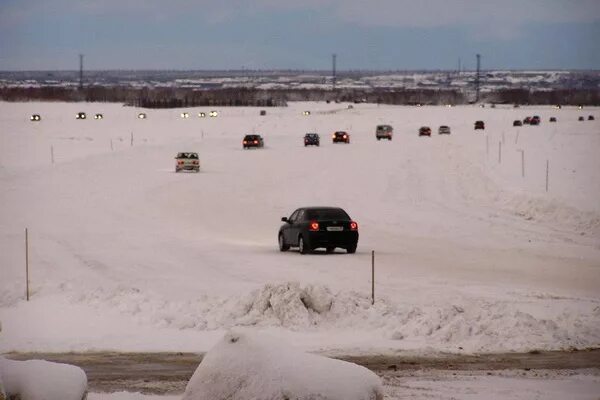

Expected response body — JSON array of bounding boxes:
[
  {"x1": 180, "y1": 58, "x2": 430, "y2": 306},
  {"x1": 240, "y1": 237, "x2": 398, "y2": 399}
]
[
  {"x1": 279, "y1": 234, "x2": 289, "y2": 252},
  {"x1": 298, "y1": 236, "x2": 309, "y2": 254},
  {"x1": 377, "y1": 137, "x2": 381, "y2": 141},
  {"x1": 346, "y1": 245, "x2": 357, "y2": 254}
]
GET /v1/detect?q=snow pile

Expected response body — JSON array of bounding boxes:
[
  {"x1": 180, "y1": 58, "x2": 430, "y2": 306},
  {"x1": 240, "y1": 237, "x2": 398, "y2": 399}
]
[
  {"x1": 0, "y1": 357, "x2": 87, "y2": 400},
  {"x1": 182, "y1": 331, "x2": 383, "y2": 400},
  {"x1": 65, "y1": 282, "x2": 600, "y2": 352}
]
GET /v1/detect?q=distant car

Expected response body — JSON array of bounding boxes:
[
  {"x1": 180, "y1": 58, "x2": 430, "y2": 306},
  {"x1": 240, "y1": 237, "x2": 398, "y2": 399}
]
[
  {"x1": 513, "y1": 104, "x2": 520, "y2": 108},
  {"x1": 94, "y1": 113, "x2": 103, "y2": 120},
  {"x1": 375, "y1": 125, "x2": 393, "y2": 140},
  {"x1": 578, "y1": 116, "x2": 585, "y2": 121},
  {"x1": 243, "y1": 134, "x2": 264, "y2": 149},
  {"x1": 523, "y1": 116, "x2": 531, "y2": 124},
  {"x1": 438, "y1": 125, "x2": 451, "y2": 134},
  {"x1": 198, "y1": 112, "x2": 206, "y2": 118},
  {"x1": 589, "y1": 115, "x2": 595, "y2": 121},
  {"x1": 332, "y1": 131, "x2": 350, "y2": 143},
  {"x1": 175, "y1": 152, "x2": 200, "y2": 173},
  {"x1": 76, "y1": 112, "x2": 86, "y2": 120},
  {"x1": 513, "y1": 120, "x2": 522, "y2": 126},
  {"x1": 418, "y1": 126, "x2": 431, "y2": 136},
  {"x1": 302, "y1": 111, "x2": 311, "y2": 116},
  {"x1": 555, "y1": 104, "x2": 562, "y2": 109},
  {"x1": 530, "y1": 116, "x2": 541, "y2": 125},
  {"x1": 278, "y1": 207, "x2": 359, "y2": 254},
  {"x1": 549, "y1": 117, "x2": 557, "y2": 122},
  {"x1": 30, "y1": 114, "x2": 41, "y2": 122},
  {"x1": 260, "y1": 110, "x2": 267, "y2": 116},
  {"x1": 181, "y1": 112, "x2": 189, "y2": 119},
  {"x1": 304, "y1": 133, "x2": 320, "y2": 146},
  {"x1": 138, "y1": 113, "x2": 147, "y2": 119},
  {"x1": 347, "y1": 105, "x2": 354, "y2": 109},
  {"x1": 209, "y1": 111, "x2": 218, "y2": 117},
  {"x1": 474, "y1": 121, "x2": 485, "y2": 130}
]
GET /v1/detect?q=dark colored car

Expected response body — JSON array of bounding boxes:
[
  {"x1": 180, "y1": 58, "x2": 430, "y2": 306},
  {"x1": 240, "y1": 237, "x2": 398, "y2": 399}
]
[
  {"x1": 474, "y1": 121, "x2": 485, "y2": 130},
  {"x1": 175, "y1": 152, "x2": 200, "y2": 173},
  {"x1": 304, "y1": 133, "x2": 320, "y2": 146},
  {"x1": 260, "y1": 110, "x2": 267, "y2": 116},
  {"x1": 578, "y1": 116, "x2": 585, "y2": 121},
  {"x1": 438, "y1": 125, "x2": 451, "y2": 134},
  {"x1": 278, "y1": 207, "x2": 359, "y2": 254},
  {"x1": 530, "y1": 115, "x2": 541, "y2": 125},
  {"x1": 243, "y1": 134, "x2": 264, "y2": 149},
  {"x1": 376, "y1": 125, "x2": 393, "y2": 140},
  {"x1": 589, "y1": 115, "x2": 595, "y2": 121},
  {"x1": 419, "y1": 126, "x2": 432, "y2": 136},
  {"x1": 523, "y1": 116, "x2": 531, "y2": 124},
  {"x1": 332, "y1": 131, "x2": 350, "y2": 143},
  {"x1": 76, "y1": 112, "x2": 86, "y2": 120},
  {"x1": 513, "y1": 120, "x2": 523, "y2": 126},
  {"x1": 30, "y1": 114, "x2": 41, "y2": 122},
  {"x1": 549, "y1": 117, "x2": 557, "y2": 122}
]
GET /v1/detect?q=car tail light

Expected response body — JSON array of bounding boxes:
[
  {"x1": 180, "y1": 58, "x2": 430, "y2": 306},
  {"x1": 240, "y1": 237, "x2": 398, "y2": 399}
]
[
  {"x1": 254, "y1": 140, "x2": 258, "y2": 144},
  {"x1": 309, "y1": 221, "x2": 319, "y2": 231},
  {"x1": 350, "y1": 221, "x2": 358, "y2": 230},
  {"x1": 332, "y1": 134, "x2": 336, "y2": 139},
  {"x1": 178, "y1": 161, "x2": 184, "y2": 164},
  {"x1": 193, "y1": 161, "x2": 198, "y2": 165},
  {"x1": 343, "y1": 134, "x2": 347, "y2": 139},
  {"x1": 243, "y1": 140, "x2": 247, "y2": 144}
]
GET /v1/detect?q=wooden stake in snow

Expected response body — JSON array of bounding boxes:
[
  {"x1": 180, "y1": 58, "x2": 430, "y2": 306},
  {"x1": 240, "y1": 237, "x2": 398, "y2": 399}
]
[
  {"x1": 486, "y1": 136, "x2": 489, "y2": 156},
  {"x1": 110, "y1": 139, "x2": 114, "y2": 151},
  {"x1": 515, "y1": 130, "x2": 520, "y2": 145},
  {"x1": 130, "y1": 132, "x2": 134, "y2": 147},
  {"x1": 498, "y1": 141, "x2": 502, "y2": 164},
  {"x1": 521, "y1": 150, "x2": 525, "y2": 177},
  {"x1": 546, "y1": 160, "x2": 549, "y2": 192},
  {"x1": 25, "y1": 228, "x2": 29, "y2": 301},
  {"x1": 50, "y1": 145, "x2": 54, "y2": 164},
  {"x1": 371, "y1": 250, "x2": 375, "y2": 305}
]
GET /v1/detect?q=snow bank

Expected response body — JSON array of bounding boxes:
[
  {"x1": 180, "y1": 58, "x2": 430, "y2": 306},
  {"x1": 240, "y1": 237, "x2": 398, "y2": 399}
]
[
  {"x1": 0, "y1": 358, "x2": 87, "y2": 400},
  {"x1": 182, "y1": 331, "x2": 383, "y2": 400}
]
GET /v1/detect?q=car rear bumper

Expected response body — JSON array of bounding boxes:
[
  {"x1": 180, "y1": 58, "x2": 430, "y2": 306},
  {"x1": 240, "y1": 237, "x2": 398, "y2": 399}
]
[{"x1": 306, "y1": 231, "x2": 358, "y2": 249}]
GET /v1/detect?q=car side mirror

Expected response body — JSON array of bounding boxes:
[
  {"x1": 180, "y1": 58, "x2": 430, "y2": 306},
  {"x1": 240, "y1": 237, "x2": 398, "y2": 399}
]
[{"x1": 281, "y1": 217, "x2": 288, "y2": 222}]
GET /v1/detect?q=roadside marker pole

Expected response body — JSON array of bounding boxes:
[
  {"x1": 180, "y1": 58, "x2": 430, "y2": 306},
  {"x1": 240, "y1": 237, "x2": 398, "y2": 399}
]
[
  {"x1": 371, "y1": 250, "x2": 375, "y2": 305},
  {"x1": 486, "y1": 136, "x2": 489, "y2": 157},
  {"x1": 515, "y1": 130, "x2": 520, "y2": 145},
  {"x1": 130, "y1": 132, "x2": 134, "y2": 147},
  {"x1": 50, "y1": 145, "x2": 54, "y2": 164},
  {"x1": 546, "y1": 160, "x2": 549, "y2": 192},
  {"x1": 521, "y1": 150, "x2": 525, "y2": 177},
  {"x1": 25, "y1": 228, "x2": 29, "y2": 301},
  {"x1": 498, "y1": 141, "x2": 502, "y2": 164},
  {"x1": 110, "y1": 139, "x2": 114, "y2": 151}
]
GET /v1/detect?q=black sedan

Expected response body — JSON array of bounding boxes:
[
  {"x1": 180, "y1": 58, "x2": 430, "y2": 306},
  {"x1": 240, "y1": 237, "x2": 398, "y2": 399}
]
[
  {"x1": 243, "y1": 134, "x2": 264, "y2": 149},
  {"x1": 278, "y1": 207, "x2": 358, "y2": 254},
  {"x1": 304, "y1": 133, "x2": 320, "y2": 146}
]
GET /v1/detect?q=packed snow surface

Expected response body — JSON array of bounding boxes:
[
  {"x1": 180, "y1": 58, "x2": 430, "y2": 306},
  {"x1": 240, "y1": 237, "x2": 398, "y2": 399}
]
[
  {"x1": 0, "y1": 357, "x2": 87, "y2": 400},
  {"x1": 0, "y1": 101, "x2": 599, "y2": 354},
  {"x1": 182, "y1": 331, "x2": 382, "y2": 400}
]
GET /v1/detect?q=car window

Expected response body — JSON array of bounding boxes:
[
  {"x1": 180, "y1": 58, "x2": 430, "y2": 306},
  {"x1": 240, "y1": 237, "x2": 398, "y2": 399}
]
[
  {"x1": 296, "y1": 210, "x2": 306, "y2": 221},
  {"x1": 189, "y1": 153, "x2": 198, "y2": 159},
  {"x1": 289, "y1": 209, "x2": 300, "y2": 223},
  {"x1": 305, "y1": 208, "x2": 350, "y2": 220}
]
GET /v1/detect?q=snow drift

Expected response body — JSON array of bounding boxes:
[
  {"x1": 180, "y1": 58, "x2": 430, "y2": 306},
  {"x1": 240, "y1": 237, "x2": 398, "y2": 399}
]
[
  {"x1": 182, "y1": 331, "x2": 383, "y2": 400},
  {"x1": 0, "y1": 357, "x2": 87, "y2": 400}
]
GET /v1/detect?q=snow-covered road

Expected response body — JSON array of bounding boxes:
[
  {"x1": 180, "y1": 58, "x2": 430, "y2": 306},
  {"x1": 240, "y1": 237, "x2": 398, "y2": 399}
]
[{"x1": 1, "y1": 101, "x2": 599, "y2": 354}]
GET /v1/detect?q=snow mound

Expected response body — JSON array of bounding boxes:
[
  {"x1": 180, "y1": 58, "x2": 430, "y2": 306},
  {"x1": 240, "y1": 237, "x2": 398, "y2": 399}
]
[
  {"x1": 182, "y1": 331, "x2": 383, "y2": 400},
  {"x1": 0, "y1": 358, "x2": 87, "y2": 400}
]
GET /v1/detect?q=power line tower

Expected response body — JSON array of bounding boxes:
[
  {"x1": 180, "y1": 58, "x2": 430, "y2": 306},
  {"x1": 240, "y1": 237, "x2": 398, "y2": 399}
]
[
  {"x1": 475, "y1": 54, "x2": 481, "y2": 102},
  {"x1": 332, "y1": 53, "x2": 337, "y2": 90},
  {"x1": 79, "y1": 54, "x2": 84, "y2": 90}
]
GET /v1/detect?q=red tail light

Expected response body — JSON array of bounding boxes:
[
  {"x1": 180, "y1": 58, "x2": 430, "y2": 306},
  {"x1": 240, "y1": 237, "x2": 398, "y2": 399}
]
[
  {"x1": 243, "y1": 140, "x2": 247, "y2": 144},
  {"x1": 193, "y1": 161, "x2": 198, "y2": 165},
  {"x1": 350, "y1": 221, "x2": 358, "y2": 230},
  {"x1": 254, "y1": 140, "x2": 258, "y2": 144},
  {"x1": 343, "y1": 135, "x2": 347, "y2": 139},
  {"x1": 309, "y1": 221, "x2": 319, "y2": 231},
  {"x1": 178, "y1": 161, "x2": 184, "y2": 164}
]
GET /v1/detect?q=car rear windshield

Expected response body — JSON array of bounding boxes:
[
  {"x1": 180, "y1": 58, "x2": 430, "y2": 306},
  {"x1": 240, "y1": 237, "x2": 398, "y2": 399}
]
[
  {"x1": 305, "y1": 208, "x2": 350, "y2": 220},
  {"x1": 245, "y1": 135, "x2": 259, "y2": 140}
]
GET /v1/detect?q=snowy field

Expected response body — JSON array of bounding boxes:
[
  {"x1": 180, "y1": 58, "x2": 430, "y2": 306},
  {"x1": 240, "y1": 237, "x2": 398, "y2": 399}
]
[{"x1": 1, "y1": 101, "x2": 599, "y2": 356}]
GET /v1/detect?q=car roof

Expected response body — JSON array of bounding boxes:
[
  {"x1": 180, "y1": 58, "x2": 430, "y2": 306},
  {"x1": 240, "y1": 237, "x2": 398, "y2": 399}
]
[{"x1": 298, "y1": 206, "x2": 345, "y2": 211}]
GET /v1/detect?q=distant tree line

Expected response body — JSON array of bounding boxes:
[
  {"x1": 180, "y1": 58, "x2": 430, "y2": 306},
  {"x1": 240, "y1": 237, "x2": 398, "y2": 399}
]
[{"x1": 0, "y1": 86, "x2": 598, "y2": 106}]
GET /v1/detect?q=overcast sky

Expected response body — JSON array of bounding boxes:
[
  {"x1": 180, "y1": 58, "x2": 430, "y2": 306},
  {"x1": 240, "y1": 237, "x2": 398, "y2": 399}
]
[{"x1": 1, "y1": 0, "x2": 599, "y2": 70}]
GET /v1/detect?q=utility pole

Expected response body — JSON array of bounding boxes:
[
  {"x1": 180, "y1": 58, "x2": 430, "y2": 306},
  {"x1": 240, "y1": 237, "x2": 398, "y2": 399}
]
[
  {"x1": 458, "y1": 57, "x2": 461, "y2": 75},
  {"x1": 79, "y1": 54, "x2": 84, "y2": 90},
  {"x1": 475, "y1": 54, "x2": 481, "y2": 103},
  {"x1": 332, "y1": 53, "x2": 337, "y2": 90}
]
